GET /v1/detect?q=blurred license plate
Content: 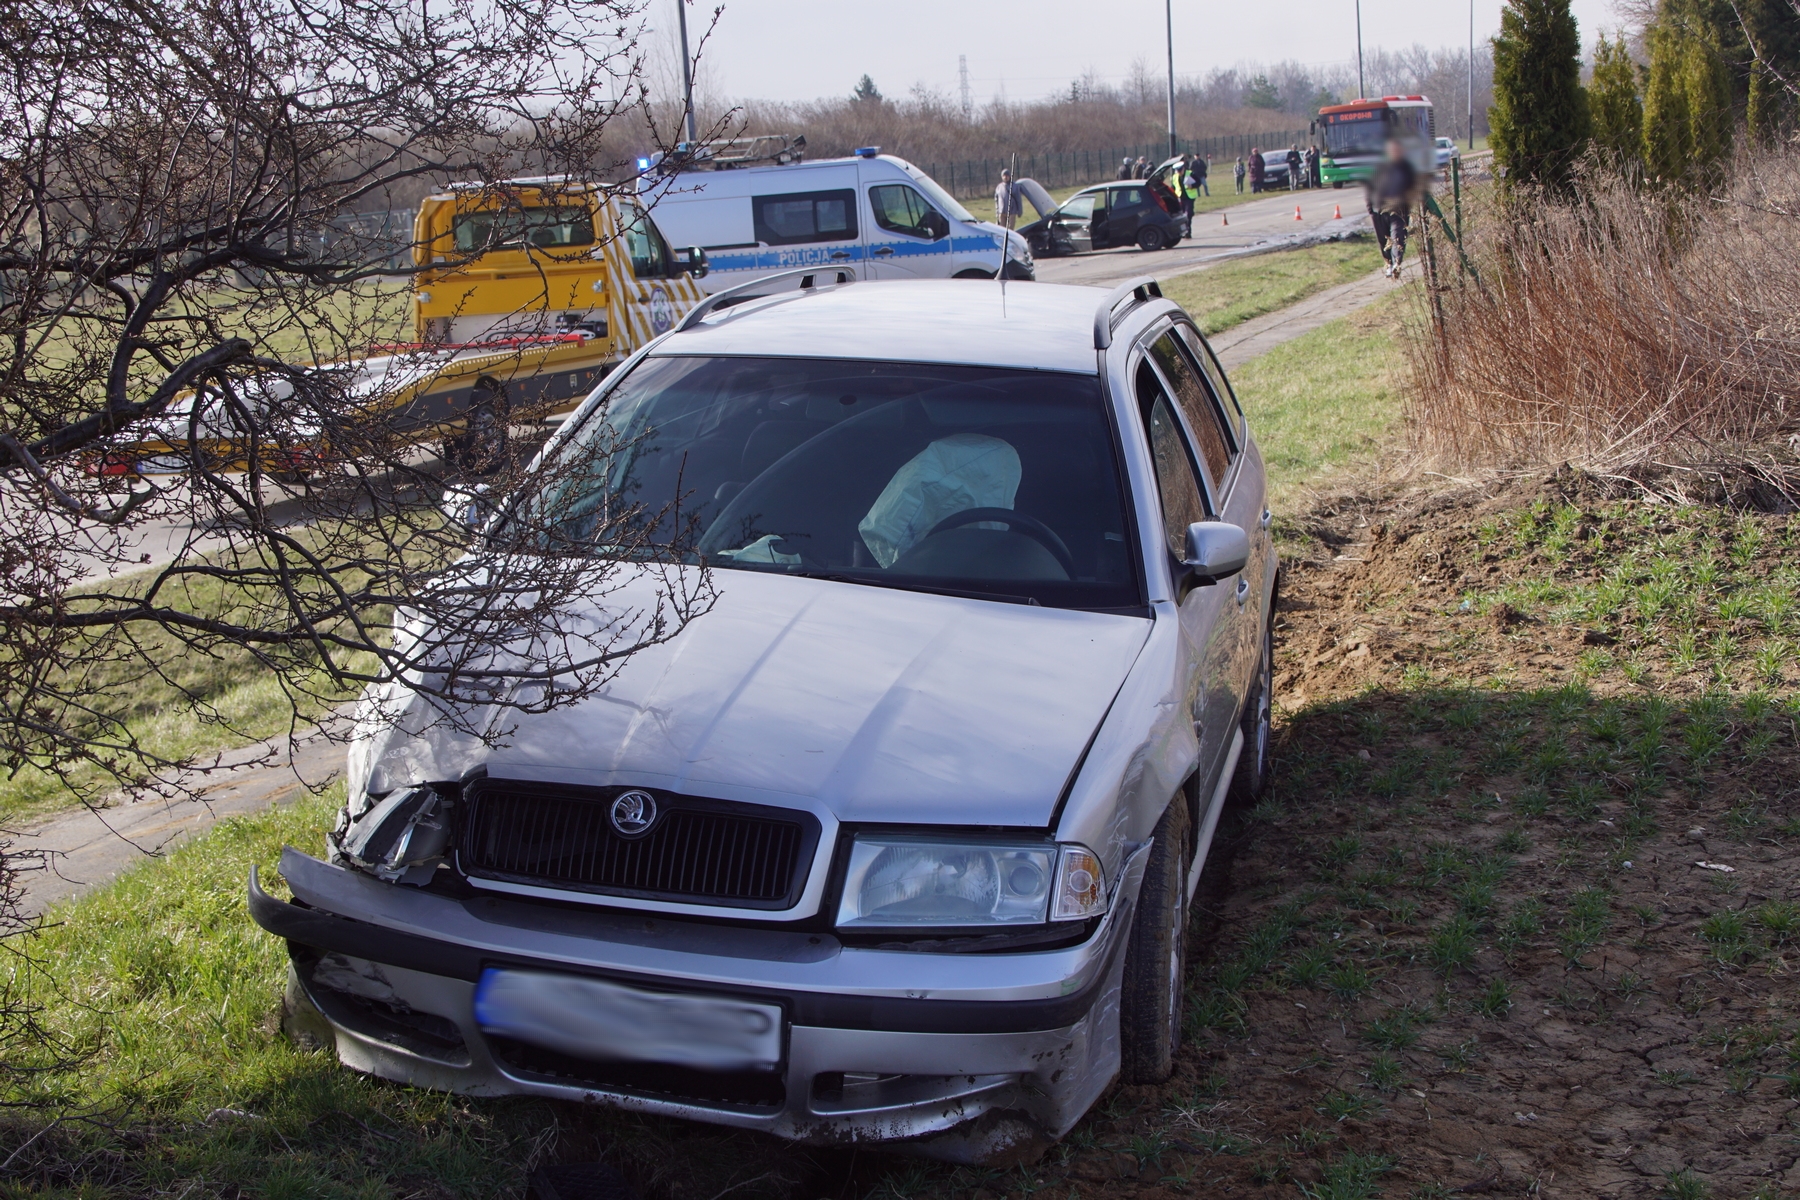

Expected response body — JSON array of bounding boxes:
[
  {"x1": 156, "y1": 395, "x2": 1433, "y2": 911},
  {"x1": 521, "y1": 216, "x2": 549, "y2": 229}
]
[{"x1": 474, "y1": 968, "x2": 783, "y2": 1071}]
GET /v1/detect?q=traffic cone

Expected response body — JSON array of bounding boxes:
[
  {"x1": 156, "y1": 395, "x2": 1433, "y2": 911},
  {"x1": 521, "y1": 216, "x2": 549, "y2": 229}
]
[
  {"x1": 1221, "y1": 211, "x2": 1228, "y2": 226},
  {"x1": 1294, "y1": 205, "x2": 1303, "y2": 221},
  {"x1": 1333, "y1": 203, "x2": 1342, "y2": 219}
]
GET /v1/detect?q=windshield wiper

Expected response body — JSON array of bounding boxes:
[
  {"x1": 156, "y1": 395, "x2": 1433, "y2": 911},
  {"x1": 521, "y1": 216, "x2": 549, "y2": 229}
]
[{"x1": 790, "y1": 570, "x2": 1042, "y2": 608}]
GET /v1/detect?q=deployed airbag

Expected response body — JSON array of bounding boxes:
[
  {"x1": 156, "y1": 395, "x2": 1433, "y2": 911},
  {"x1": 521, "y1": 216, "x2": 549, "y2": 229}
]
[{"x1": 858, "y1": 434, "x2": 1021, "y2": 568}]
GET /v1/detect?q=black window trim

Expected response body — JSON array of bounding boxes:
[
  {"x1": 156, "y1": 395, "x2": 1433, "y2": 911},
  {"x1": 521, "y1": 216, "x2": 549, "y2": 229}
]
[
  {"x1": 751, "y1": 188, "x2": 860, "y2": 247},
  {"x1": 1136, "y1": 321, "x2": 1235, "y2": 506},
  {"x1": 1131, "y1": 346, "x2": 1218, "y2": 536}
]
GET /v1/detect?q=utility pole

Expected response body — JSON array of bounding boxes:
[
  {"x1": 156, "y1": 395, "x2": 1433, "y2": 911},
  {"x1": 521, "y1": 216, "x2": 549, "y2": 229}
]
[
  {"x1": 1355, "y1": 0, "x2": 1365, "y2": 99},
  {"x1": 959, "y1": 55, "x2": 973, "y2": 122},
  {"x1": 676, "y1": 0, "x2": 697, "y2": 145},
  {"x1": 1468, "y1": 0, "x2": 1476, "y2": 148},
  {"x1": 1165, "y1": 0, "x2": 1177, "y2": 157}
]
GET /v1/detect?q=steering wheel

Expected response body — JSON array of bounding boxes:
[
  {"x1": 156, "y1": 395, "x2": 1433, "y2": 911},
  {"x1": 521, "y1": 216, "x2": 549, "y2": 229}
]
[{"x1": 923, "y1": 508, "x2": 1077, "y2": 579}]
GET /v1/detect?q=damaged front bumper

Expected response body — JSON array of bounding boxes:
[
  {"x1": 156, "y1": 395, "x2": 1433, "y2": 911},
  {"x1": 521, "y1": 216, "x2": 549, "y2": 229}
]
[{"x1": 250, "y1": 846, "x2": 1148, "y2": 1163}]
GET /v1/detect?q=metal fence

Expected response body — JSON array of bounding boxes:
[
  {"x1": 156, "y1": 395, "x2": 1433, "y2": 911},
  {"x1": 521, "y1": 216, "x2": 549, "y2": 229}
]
[{"x1": 922, "y1": 130, "x2": 1313, "y2": 201}]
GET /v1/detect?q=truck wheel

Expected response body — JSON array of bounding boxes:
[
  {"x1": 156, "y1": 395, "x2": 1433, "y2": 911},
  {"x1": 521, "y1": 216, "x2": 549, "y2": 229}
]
[
  {"x1": 1136, "y1": 226, "x2": 1167, "y2": 252},
  {"x1": 443, "y1": 381, "x2": 510, "y2": 477},
  {"x1": 1230, "y1": 605, "x2": 1276, "y2": 804},
  {"x1": 1119, "y1": 795, "x2": 1192, "y2": 1083}
]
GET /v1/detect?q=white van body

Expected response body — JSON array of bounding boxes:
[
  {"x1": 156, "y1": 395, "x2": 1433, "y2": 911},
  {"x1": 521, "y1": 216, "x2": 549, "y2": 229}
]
[{"x1": 637, "y1": 153, "x2": 1035, "y2": 290}]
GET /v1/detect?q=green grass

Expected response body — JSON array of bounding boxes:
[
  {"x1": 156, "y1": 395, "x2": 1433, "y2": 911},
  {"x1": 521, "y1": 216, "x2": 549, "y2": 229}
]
[
  {"x1": 1227, "y1": 289, "x2": 1410, "y2": 506},
  {"x1": 1159, "y1": 238, "x2": 1384, "y2": 337}
]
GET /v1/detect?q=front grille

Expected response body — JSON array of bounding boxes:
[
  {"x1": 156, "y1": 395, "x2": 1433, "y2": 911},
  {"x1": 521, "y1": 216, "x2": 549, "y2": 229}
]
[{"x1": 459, "y1": 781, "x2": 815, "y2": 908}]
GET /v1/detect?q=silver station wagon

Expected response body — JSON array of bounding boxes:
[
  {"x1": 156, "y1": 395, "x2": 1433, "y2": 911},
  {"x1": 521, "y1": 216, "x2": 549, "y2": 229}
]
[{"x1": 252, "y1": 273, "x2": 1278, "y2": 1163}]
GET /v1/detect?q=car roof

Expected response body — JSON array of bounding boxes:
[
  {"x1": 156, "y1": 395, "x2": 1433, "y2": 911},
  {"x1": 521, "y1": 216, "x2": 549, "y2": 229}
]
[{"x1": 650, "y1": 280, "x2": 1122, "y2": 375}]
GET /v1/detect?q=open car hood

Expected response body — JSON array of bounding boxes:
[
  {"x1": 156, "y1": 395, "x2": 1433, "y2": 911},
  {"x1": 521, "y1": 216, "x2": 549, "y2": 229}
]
[{"x1": 357, "y1": 569, "x2": 1151, "y2": 828}]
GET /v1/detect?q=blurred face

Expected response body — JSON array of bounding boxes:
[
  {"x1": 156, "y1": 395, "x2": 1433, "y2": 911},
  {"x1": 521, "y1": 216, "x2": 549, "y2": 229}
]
[{"x1": 1386, "y1": 139, "x2": 1405, "y2": 162}]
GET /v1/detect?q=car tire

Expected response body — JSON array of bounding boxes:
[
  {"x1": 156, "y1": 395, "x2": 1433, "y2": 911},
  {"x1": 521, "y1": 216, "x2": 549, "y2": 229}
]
[
  {"x1": 1136, "y1": 226, "x2": 1167, "y2": 252},
  {"x1": 1119, "y1": 795, "x2": 1192, "y2": 1084},
  {"x1": 1230, "y1": 600, "x2": 1276, "y2": 804},
  {"x1": 954, "y1": 268, "x2": 994, "y2": 279}
]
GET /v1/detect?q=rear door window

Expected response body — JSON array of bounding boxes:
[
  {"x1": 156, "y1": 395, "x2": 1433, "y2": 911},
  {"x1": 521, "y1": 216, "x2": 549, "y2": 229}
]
[
  {"x1": 1174, "y1": 324, "x2": 1247, "y2": 446},
  {"x1": 1135, "y1": 360, "x2": 1211, "y2": 556},
  {"x1": 1146, "y1": 332, "x2": 1233, "y2": 485},
  {"x1": 752, "y1": 190, "x2": 858, "y2": 246}
]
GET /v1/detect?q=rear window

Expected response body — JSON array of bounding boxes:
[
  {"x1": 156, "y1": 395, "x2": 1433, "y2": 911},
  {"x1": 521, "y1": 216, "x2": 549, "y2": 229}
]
[{"x1": 753, "y1": 190, "x2": 857, "y2": 245}]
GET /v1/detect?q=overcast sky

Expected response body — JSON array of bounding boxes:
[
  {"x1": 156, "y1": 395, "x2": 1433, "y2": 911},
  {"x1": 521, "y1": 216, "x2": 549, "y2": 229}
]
[{"x1": 666, "y1": 0, "x2": 1626, "y2": 104}]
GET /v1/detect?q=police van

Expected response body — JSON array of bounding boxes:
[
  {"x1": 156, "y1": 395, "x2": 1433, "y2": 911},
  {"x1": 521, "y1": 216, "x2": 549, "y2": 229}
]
[{"x1": 637, "y1": 136, "x2": 1034, "y2": 288}]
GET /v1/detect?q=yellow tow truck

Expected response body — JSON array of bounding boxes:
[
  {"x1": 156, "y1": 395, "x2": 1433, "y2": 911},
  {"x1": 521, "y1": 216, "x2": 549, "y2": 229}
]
[{"x1": 104, "y1": 178, "x2": 708, "y2": 476}]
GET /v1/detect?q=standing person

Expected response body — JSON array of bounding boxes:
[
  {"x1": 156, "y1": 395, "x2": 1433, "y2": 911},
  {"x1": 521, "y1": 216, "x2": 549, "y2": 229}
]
[
  {"x1": 1196, "y1": 154, "x2": 1211, "y2": 196},
  {"x1": 1248, "y1": 148, "x2": 1264, "y2": 194},
  {"x1": 1286, "y1": 144, "x2": 1302, "y2": 191},
  {"x1": 1133, "y1": 155, "x2": 1150, "y2": 179},
  {"x1": 1310, "y1": 146, "x2": 1323, "y2": 188},
  {"x1": 1179, "y1": 159, "x2": 1199, "y2": 228},
  {"x1": 993, "y1": 168, "x2": 1021, "y2": 230},
  {"x1": 1367, "y1": 138, "x2": 1419, "y2": 279},
  {"x1": 1117, "y1": 156, "x2": 1133, "y2": 180},
  {"x1": 1234, "y1": 155, "x2": 1247, "y2": 194}
]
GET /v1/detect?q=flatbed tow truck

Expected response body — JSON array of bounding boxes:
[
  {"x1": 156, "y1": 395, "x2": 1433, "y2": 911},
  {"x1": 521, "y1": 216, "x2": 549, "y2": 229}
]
[{"x1": 102, "y1": 178, "x2": 710, "y2": 477}]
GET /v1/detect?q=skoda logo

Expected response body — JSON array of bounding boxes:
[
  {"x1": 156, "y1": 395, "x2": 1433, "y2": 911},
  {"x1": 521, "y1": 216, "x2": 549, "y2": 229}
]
[{"x1": 609, "y1": 789, "x2": 659, "y2": 837}]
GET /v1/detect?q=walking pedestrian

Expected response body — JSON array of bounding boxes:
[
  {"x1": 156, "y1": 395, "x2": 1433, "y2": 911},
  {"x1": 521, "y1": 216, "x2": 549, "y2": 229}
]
[
  {"x1": 1286, "y1": 144, "x2": 1302, "y2": 191},
  {"x1": 1117, "y1": 156, "x2": 1133, "y2": 180},
  {"x1": 993, "y1": 168, "x2": 1021, "y2": 230},
  {"x1": 1367, "y1": 138, "x2": 1419, "y2": 279},
  {"x1": 1248, "y1": 148, "x2": 1264, "y2": 194},
  {"x1": 1234, "y1": 155, "x2": 1247, "y2": 194}
]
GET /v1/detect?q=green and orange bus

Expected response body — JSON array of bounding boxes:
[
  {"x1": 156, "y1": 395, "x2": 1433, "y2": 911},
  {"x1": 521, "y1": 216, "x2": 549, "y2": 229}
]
[{"x1": 1316, "y1": 95, "x2": 1435, "y2": 188}]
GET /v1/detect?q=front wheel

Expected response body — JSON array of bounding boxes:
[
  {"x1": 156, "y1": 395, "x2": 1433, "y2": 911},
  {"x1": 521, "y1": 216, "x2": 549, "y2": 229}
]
[
  {"x1": 1119, "y1": 796, "x2": 1192, "y2": 1083},
  {"x1": 1136, "y1": 226, "x2": 1167, "y2": 252}
]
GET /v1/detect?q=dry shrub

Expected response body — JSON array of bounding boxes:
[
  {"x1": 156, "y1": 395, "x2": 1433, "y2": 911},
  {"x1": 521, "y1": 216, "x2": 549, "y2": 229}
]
[{"x1": 1406, "y1": 144, "x2": 1800, "y2": 483}]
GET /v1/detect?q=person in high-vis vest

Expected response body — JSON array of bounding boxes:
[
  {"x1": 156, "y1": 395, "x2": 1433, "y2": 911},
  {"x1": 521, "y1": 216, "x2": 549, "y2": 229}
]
[{"x1": 1180, "y1": 159, "x2": 1201, "y2": 229}]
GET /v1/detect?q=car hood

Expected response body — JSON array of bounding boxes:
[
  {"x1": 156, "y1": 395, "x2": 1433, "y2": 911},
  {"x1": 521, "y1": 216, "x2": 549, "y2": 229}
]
[{"x1": 357, "y1": 569, "x2": 1151, "y2": 828}]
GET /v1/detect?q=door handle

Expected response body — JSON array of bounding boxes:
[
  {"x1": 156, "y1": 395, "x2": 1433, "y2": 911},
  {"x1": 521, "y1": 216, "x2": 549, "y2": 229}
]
[
  {"x1": 1235, "y1": 578, "x2": 1250, "y2": 606},
  {"x1": 1261, "y1": 508, "x2": 1272, "y2": 529},
  {"x1": 873, "y1": 246, "x2": 894, "y2": 256},
  {"x1": 830, "y1": 251, "x2": 851, "y2": 260}
]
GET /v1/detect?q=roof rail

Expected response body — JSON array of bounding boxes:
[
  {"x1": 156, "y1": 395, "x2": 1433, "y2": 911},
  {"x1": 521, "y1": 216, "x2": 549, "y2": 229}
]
[
  {"x1": 1093, "y1": 277, "x2": 1164, "y2": 350},
  {"x1": 674, "y1": 267, "x2": 855, "y2": 333}
]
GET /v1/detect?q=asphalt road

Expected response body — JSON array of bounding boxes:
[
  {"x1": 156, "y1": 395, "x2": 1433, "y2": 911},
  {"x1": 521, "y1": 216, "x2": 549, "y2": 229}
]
[{"x1": 1031, "y1": 187, "x2": 1372, "y2": 288}]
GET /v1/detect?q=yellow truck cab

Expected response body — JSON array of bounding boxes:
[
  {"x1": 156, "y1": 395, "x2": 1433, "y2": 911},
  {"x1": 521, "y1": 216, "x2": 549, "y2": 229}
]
[{"x1": 106, "y1": 179, "x2": 707, "y2": 477}]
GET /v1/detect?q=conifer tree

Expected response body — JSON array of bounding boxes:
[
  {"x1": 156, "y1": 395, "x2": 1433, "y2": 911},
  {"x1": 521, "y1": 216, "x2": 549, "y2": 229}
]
[
  {"x1": 1642, "y1": 21, "x2": 1689, "y2": 181},
  {"x1": 1490, "y1": 0, "x2": 1592, "y2": 193},
  {"x1": 1681, "y1": 26, "x2": 1734, "y2": 182},
  {"x1": 1589, "y1": 32, "x2": 1645, "y2": 165}
]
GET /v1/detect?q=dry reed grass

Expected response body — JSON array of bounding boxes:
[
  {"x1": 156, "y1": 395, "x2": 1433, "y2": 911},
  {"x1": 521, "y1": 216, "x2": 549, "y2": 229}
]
[{"x1": 1405, "y1": 143, "x2": 1800, "y2": 498}]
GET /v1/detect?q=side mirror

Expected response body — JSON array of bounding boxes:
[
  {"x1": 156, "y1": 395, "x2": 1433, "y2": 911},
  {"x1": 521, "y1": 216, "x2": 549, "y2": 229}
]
[
  {"x1": 441, "y1": 483, "x2": 491, "y2": 534},
  {"x1": 679, "y1": 246, "x2": 709, "y2": 278},
  {"x1": 1180, "y1": 521, "x2": 1250, "y2": 589}
]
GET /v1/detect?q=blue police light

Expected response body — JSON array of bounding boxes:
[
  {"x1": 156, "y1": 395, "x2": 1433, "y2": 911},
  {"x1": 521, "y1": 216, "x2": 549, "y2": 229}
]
[
  {"x1": 854, "y1": 146, "x2": 880, "y2": 158},
  {"x1": 636, "y1": 157, "x2": 652, "y2": 172}
]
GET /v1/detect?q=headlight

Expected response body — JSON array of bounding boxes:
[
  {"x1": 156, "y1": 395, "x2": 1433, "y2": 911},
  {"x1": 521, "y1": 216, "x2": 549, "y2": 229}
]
[{"x1": 835, "y1": 836, "x2": 1107, "y2": 930}]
